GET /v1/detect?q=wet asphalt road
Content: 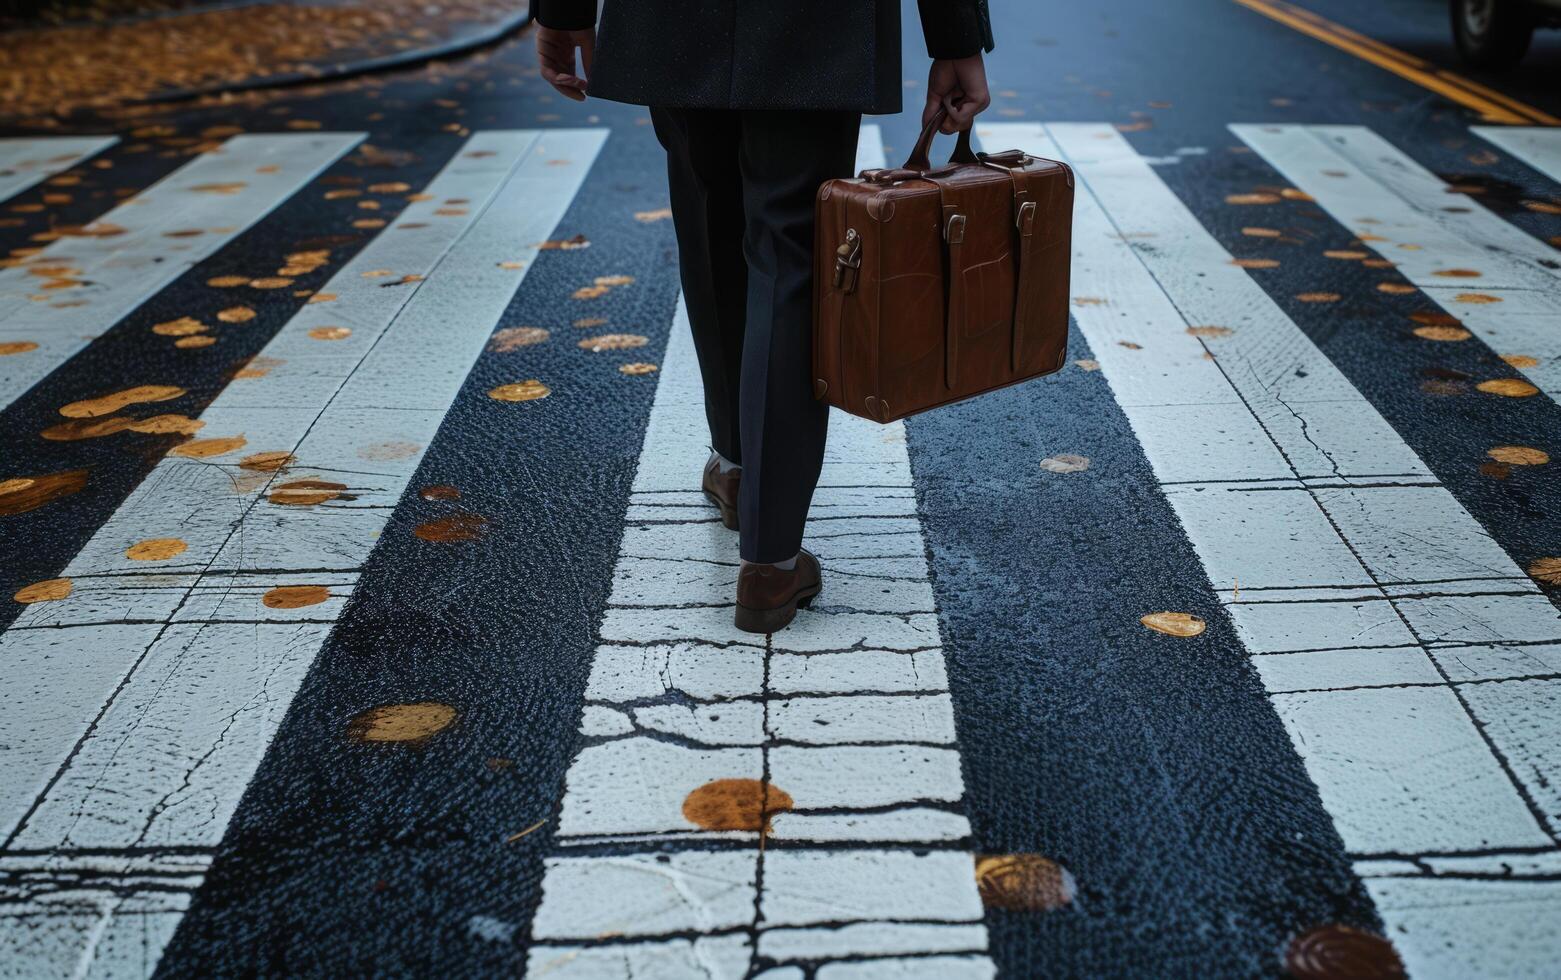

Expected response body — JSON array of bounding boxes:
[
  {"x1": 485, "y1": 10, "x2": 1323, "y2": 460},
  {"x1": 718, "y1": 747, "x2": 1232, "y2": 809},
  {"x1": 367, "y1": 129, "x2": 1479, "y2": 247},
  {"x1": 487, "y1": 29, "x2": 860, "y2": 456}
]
[{"x1": 2, "y1": 0, "x2": 1560, "y2": 977}]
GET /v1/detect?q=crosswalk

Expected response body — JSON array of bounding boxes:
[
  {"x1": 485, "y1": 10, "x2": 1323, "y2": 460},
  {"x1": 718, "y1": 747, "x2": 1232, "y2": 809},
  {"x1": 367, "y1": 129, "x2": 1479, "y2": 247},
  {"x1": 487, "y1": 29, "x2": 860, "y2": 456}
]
[
  {"x1": 0, "y1": 134, "x2": 363, "y2": 411},
  {"x1": 0, "y1": 119, "x2": 1558, "y2": 977},
  {"x1": 0, "y1": 138, "x2": 117, "y2": 205},
  {"x1": 982, "y1": 121, "x2": 1561, "y2": 979}
]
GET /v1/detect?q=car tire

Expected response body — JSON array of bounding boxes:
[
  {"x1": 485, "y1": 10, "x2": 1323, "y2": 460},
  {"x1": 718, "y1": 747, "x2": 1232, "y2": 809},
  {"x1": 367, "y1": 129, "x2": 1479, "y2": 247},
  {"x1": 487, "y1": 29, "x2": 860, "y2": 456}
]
[{"x1": 1451, "y1": 0, "x2": 1535, "y2": 69}]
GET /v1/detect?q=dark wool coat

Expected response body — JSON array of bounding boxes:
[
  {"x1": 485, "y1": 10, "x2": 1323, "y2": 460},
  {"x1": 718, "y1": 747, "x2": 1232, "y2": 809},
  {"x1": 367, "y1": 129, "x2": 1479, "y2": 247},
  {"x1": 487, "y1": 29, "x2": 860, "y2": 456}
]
[{"x1": 533, "y1": 1, "x2": 995, "y2": 114}]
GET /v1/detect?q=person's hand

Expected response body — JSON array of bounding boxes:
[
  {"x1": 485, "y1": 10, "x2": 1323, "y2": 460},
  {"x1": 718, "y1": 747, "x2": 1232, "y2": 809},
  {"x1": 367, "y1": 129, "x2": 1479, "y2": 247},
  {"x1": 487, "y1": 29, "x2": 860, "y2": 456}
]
[
  {"x1": 537, "y1": 26, "x2": 594, "y2": 102},
  {"x1": 923, "y1": 54, "x2": 991, "y2": 134}
]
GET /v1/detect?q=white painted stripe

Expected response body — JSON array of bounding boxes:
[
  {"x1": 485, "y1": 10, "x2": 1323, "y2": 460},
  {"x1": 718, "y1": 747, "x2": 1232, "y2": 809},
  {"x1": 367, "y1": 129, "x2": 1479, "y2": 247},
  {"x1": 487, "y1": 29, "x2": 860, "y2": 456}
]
[
  {"x1": 0, "y1": 129, "x2": 606, "y2": 975},
  {"x1": 978, "y1": 121, "x2": 1561, "y2": 975},
  {"x1": 527, "y1": 133, "x2": 992, "y2": 978},
  {"x1": 0, "y1": 133, "x2": 361, "y2": 410},
  {"x1": 0, "y1": 136, "x2": 117, "y2": 204},
  {"x1": 1471, "y1": 126, "x2": 1561, "y2": 186},
  {"x1": 854, "y1": 123, "x2": 884, "y2": 176},
  {"x1": 1231, "y1": 124, "x2": 1561, "y2": 399}
]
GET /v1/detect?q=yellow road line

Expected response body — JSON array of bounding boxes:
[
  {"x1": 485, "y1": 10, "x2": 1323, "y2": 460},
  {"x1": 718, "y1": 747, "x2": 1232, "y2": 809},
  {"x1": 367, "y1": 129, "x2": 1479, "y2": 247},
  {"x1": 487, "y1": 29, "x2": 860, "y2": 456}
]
[{"x1": 1233, "y1": 0, "x2": 1560, "y2": 126}]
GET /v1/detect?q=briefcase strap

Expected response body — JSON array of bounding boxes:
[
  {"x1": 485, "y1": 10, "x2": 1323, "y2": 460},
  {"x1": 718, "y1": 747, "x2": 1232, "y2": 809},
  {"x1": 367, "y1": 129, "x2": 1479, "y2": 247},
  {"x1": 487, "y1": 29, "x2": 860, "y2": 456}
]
[
  {"x1": 939, "y1": 188, "x2": 968, "y2": 391},
  {"x1": 1008, "y1": 168, "x2": 1040, "y2": 372}
]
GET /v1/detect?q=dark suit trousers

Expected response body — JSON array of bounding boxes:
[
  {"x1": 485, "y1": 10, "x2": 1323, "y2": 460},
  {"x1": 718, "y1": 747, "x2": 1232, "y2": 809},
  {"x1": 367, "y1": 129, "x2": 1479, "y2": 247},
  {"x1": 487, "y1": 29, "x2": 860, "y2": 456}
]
[{"x1": 650, "y1": 107, "x2": 862, "y2": 563}]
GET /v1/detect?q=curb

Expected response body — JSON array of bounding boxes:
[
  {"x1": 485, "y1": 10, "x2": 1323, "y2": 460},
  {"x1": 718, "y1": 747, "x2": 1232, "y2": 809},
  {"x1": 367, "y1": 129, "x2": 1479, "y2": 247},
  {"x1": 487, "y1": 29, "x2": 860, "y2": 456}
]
[{"x1": 130, "y1": 6, "x2": 534, "y2": 107}]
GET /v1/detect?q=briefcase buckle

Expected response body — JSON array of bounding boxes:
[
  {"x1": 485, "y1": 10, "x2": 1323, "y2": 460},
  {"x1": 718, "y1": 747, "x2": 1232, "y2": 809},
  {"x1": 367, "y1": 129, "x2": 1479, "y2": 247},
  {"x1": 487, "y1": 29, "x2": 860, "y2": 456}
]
[
  {"x1": 944, "y1": 213, "x2": 966, "y2": 245},
  {"x1": 1016, "y1": 200, "x2": 1037, "y2": 236},
  {"x1": 832, "y1": 228, "x2": 862, "y2": 292}
]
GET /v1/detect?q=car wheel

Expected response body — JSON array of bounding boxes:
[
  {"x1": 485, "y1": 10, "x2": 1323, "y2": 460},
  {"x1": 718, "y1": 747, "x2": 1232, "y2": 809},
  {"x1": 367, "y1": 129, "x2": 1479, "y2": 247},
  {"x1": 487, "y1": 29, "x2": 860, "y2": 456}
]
[{"x1": 1451, "y1": 0, "x2": 1535, "y2": 69}]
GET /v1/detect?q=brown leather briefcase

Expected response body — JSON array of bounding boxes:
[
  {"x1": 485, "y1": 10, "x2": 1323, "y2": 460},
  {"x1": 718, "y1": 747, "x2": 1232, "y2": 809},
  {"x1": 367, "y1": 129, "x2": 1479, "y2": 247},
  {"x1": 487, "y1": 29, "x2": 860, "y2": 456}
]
[{"x1": 812, "y1": 109, "x2": 1074, "y2": 423}]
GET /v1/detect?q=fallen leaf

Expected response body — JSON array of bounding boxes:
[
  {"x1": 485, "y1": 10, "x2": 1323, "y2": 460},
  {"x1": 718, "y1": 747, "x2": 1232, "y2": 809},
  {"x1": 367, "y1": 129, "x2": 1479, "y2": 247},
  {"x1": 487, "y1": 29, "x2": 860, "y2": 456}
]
[
  {"x1": 1501, "y1": 354, "x2": 1540, "y2": 369},
  {"x1": 1476, "y1": 378, "x2": 1539, "y2": 397},
  {"x1": 263, "y1": 585, "x2": 329, "y2": 608},
  {"x1": 1529, "y1": 558, "x2": 1561, "y2": 585},
  {"x1": 1073, "y1": 359, "x2": 1100, "y2": 371},
  {"x1": 1141, "y1": 611, "x2": 1205, "y2": 637},
  {"x1": 489, "y1": 380, "x2": 550, "y2": 402},
  {"x1": 1454, "y1": 293, "x2": 1501, "y2": 304},
  {"x1": 248, "y1": 277, "x2": 294, "y2": 289},
  {"x1": 206, "y1": 275, "x2": 248, "y2": 287},
  {"x1": 1433, "y1": 268, "x2": 1482, "y2": 278},
  {"x1": 1488, "y1": 446, "x2": 1549, "y2": 466},
  {"x1": 168, "y1": 435, "x2": 246, "y2": 458},
  {"x1": 573, "y1": 285, "x2": 609, "y2": 300},
  {"x1": 126, "y1": 414, "x2": 203, "y2": 435},
  {"x1": 619, "y1": 362, "x2": 659, "y2": 375},
  {"x1": 0, "y1": 341, "x2": 39, "y2": 356},
  {"x1": 975, "y1": 854, "x2": 1077, "y2": 911},
  {"x1": 217, "y1": 306, "x2": 256, "y2": 323},
  {"x1": 1377, "y1": 283, "x2": 1416, "y2": 295},
  {"x1": 1186, "y1": 325, "x2": 1234, "y2": 338},
  {"x1": 269, "y1": 479, "x2": 348, "y2": 505},
  {"x1": 60, "y1": 385, "x2": 183, "y2": 419},
  {"x1": 634, "y1": 208, "x2": 673, "y2": 222},
  {"x1": 1231, "y1": 258, "x2": 1279, "y2": 269},
  {"x1": 1295, "y1": 292, "x2": 1340, "y2": 303},
  {"x1": 348, "y1": 702, "x2": 456, "y2": 743},
  {"x1": 126, "y1": 538, "x2": 186, "y2": 561},
  {"x1": 240, "y1": 451, "x2": 294, "y2": 471},
  {"x1": 0, "y1": 469, "x2": 88, "y2": 516},
  {"x1": 489, "y1": 327, "x2": 550, "y2": 351},
  {"x1": 152, "y1": 316, "x2": 208, "y2": 337},
  {"x1": 414, "y1": 513, "x2": 489, "y2": 542},
  {"x1": 1241, "y1": 227, "x2": 1281, "y2": 238},
  {"x1": 683, "y1": 778, "x2": 792, "y2": 832},
  {"x1": 537, "y1": 234, "x2": 590, "y2": 250},
  {"x1": 308, "y1": 326, "x2": 351, "y2": 340},
  {"x1": 1324, "y1": 250, "x2": 1369, "y2": 260},
  {"x1": 175, "y1": 336, "x2": 216, "y2": 349},
  {"x1": 578, "y1": 334, "x2": 648, "y2": 352},
  {"x1": 1226, "y1": 193, "x2": 1280, "y2": 205},
  {"x1": 1039, "y1": 454, "x2": 1090, "y2": 473},
  {"x1": 1412, "y1": 326, "x2": 1471, "y2": 341},
  {"x1": 14, "y1": 578, "x2": 71, "y2": 603}
]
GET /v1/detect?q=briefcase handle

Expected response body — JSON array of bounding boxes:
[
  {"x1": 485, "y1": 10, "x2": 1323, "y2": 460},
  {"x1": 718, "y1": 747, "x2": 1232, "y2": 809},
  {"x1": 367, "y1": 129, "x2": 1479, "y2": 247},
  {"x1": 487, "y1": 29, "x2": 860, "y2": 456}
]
[{"x1": 902, "y1": 105, "x2": 979, "y2": 173}]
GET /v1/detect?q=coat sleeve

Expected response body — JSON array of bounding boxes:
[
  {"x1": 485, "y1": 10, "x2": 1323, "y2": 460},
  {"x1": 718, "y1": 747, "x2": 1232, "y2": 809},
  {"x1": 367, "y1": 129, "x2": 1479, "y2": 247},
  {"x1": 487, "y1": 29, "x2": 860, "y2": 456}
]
[
  {"x1": 534, "y1": 0, "x2": 597, "y2": 30},
  {"x1": 917, "y1": 0, "x2": 995, "y2": 59}
]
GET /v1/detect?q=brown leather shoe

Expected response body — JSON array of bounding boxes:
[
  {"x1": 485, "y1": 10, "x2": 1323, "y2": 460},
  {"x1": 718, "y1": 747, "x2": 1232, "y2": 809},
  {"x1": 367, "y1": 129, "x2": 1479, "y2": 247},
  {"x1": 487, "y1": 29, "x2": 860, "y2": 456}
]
[
  {"x1": 702, "y1": 456, "x2": 740, "y2": 531},
  {"x1": 734, "y1": 548, "x2": 822, "y2": 634}
]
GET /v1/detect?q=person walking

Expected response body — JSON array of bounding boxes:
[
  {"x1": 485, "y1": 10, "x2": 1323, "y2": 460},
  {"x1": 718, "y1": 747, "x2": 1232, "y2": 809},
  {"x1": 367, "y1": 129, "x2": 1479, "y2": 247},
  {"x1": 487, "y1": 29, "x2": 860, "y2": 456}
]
[{"x1": 534, "y1": 0, "x2": 994, "y2": 632}]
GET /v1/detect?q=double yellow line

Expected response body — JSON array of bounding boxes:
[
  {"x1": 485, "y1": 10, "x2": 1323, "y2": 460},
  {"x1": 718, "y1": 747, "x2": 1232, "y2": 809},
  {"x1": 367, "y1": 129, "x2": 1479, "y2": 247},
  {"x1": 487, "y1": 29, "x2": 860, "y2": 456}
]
[{"x1": 1234, "y1": 0, "x2": 1559, "y2": 125}]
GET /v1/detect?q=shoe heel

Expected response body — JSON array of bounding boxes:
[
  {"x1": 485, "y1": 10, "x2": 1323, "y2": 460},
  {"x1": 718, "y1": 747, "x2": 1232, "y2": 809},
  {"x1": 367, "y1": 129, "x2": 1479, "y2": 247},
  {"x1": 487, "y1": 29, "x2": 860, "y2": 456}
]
[
  {"x1": 734, "y1": 599, "x2": 799, "y2": 634},
  {"x1": 703, "y1": 490, "x2": 739, "y2": 531}
]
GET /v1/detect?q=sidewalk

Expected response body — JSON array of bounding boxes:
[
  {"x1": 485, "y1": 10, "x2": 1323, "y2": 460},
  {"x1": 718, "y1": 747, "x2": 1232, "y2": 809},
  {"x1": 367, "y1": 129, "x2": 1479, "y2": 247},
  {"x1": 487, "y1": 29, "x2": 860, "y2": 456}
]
[{"x1": 0, "y1": 0, "x2": 532, "y2": 120}]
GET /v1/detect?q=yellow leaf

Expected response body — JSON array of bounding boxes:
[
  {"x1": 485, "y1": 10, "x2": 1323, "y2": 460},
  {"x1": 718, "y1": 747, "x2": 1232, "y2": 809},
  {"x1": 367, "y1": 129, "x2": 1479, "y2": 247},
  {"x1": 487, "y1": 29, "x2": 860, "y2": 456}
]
[{"x1": 1141, "y1": 611, "x2": 1206, "y2": 637}]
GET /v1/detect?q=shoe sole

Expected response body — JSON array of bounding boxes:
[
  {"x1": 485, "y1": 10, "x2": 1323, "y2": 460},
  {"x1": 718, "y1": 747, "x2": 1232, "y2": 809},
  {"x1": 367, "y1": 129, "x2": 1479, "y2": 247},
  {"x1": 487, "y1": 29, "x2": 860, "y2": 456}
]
[
  {"x1": 703, "y1": 488, "x2": 739, "y2": 531},
  {"x1": 733, "y1": 582, "x2": 821, "y2": 634}
]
